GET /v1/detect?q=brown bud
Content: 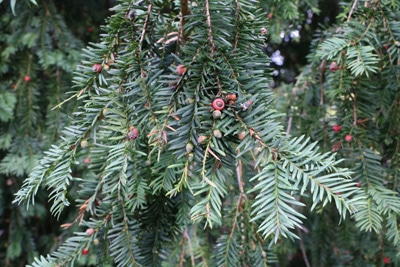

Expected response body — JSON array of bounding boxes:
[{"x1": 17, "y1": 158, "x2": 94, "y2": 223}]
[
  {"x1": 329, "y1": 62, "x2": 339, "y2": 72},
  {"x1": 331, "y1": 141, "x2": 342, "y2": 152},
  {"x1": 92, "y1": 63, "x2": 102, "y2": 73},
  {"x1": 212, "y1": 110, "x2": 222, "y2": 119},
  {"x1": 186, "y1": 143, "x2": 194, "y2": 153},
  {"x1": 127, "y1": 126, "x2": 139, "y2": 140},
  {"x1": 176, "y1": 64, "x2": 186, "y2": 75},
  {"x1": 86, "y1": 228, "x2": 95, "y2": 235},
  {"x1": 238, "y1": 131, "x2": 246, "y2": 140},
  {"x1": 213, "y1": 129, "x2": 222, "y2": 139},
  {"x1": 80, "y1": 140, "x2": 88, "y2": 149},
  {"x1": 185, "y1": 98, "x2": 194, "y2": 105},
  {"x1": 198, "y1": 135, "x2": 207, "y2": 144}
]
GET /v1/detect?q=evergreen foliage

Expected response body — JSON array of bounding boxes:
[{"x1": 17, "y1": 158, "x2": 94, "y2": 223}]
[
  {"x1": 0, "y1": 0, "x2": 109, "y2": 265},
  {"x1": 276, "y1": 0, "x2": 400, "y2": 265},
  {"x1": 1, "y1": 0, "x2": 400, "y2": 266}
]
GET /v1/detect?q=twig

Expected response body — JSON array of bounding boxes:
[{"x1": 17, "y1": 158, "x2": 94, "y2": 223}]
[
  {"x1": 319, "y1": 59, "x2": 326, "y2": 106},
  {"x1": 180, "y1": 228, "x2": 195, "y2": 267},
  {"x1": 139, "y1": 4, "x2": 152, "y2": 45},
  {"x1": 233, "y1": 0, "x2": 240, "y2": 49},
  {"x1": 228, "y1": 160, "x2": 246, "y2": 240},
  {"x1": 205, "y1": 0, "x2": 223, "y2": 94},
  {"x1": 180, "y1": 0, "x2": 190, "y2": 41},
  {"x1": 353, "y1": 87, "x2": 357, "y2": 126},
  {"x1": 205, "y1": 0, "x2": 216, "y2": 54},
  {"x1": 347, "y1": 0, "x2": 358, "y2": 22},
  {"x1": 286, "y1": 115, "x2": 293, "y2": 136},
  {"x1": 236, "y1": 157, "x2": 245, "y2": 195},
  {"x1": 137, "y1": 4, "x2": 153, "y2": 79},
  {"x1": 52, "y1": 91, "x2": 80, "y2": 110},
  {"x1": 297, "y1": 227, "x2": 311, "y2": 267}
]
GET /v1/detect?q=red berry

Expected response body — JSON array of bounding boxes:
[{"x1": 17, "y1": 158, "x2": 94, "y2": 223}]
[
  {"x1": 383, "y1": 257, "x2": 390, "y2": 264},
  {"x1": 332, "y1": 124, "x2": 342, "y2": 132},
  {"x1": 84, "y1": 158, "x2": 90, "y2": 164},
  {"x1": 176, "y1": 64, "x2": 186, "y2": 75},
  {"x1": 267, "y1": 13, "x2": 273, "y2": 19},
  {"x1": 329, "y1": 62, "x2": 339, "y2": 72},
  {"x1": 24, "y1": 76, "x2": 31, "y2": 82},
  {"x1": 344, "y1": 134, "x2": 353, "y2": 142},
  {"x1": 127, "y1": 126, "x2": 139, "y2": 140},
  {"x1": 213, "y1": 129, "x2": 222, "y2": 139},
  {"x1": 82, "y1": 248, "x2": 89, "y2": 255},
  {"x1": 87, "y1": 26, "x2": 93, "y2": 33},
  {"x1": 86, "y1": 228, "x2": 95, "y2": 235},
  {"x1": 92, "y1": 63, "x2": 102, "y2": 73},
  {"x1": 212, "y1": 98, "x2": 225, "y2": 111}
]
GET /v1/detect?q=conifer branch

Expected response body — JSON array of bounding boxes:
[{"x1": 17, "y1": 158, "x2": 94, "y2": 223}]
[{"x1": 11, "y1": 0, "x2": 399, "y2": 265}]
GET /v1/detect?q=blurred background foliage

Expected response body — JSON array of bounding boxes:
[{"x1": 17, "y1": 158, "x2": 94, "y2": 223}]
[{"x1": 0, "y1": 0, "x2": 113, "y2": 265}]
